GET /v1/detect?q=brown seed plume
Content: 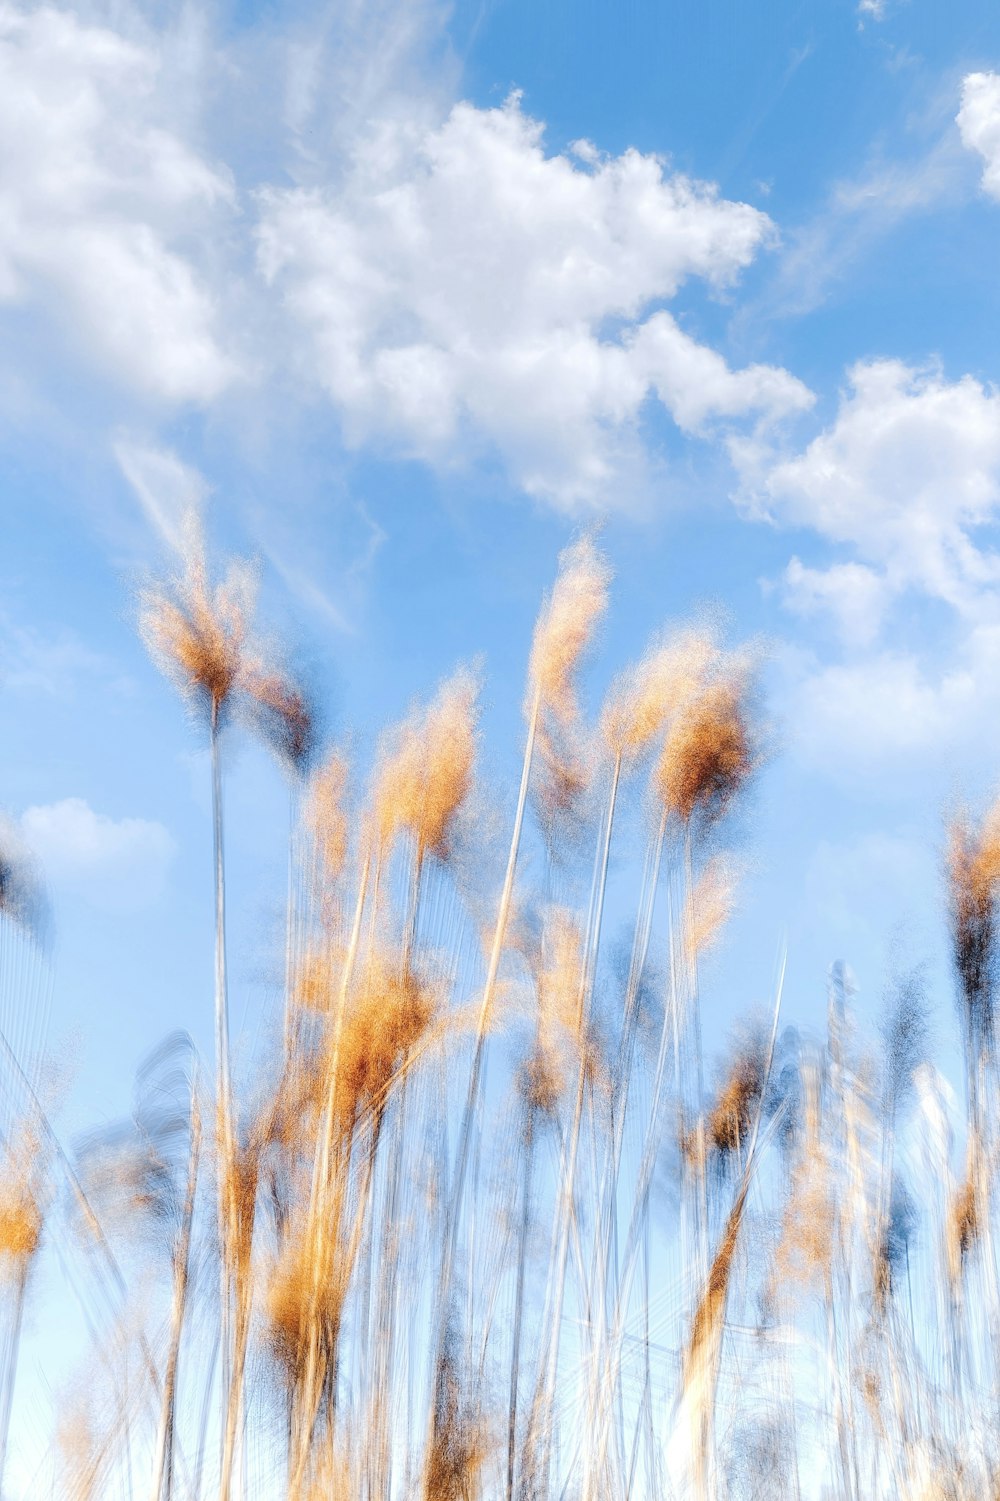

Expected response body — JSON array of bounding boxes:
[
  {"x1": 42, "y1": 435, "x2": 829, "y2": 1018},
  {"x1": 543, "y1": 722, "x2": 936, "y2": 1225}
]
[
  {"x1": 655, "y1": 658, "x2": 756, "y2": 831},
  {"x1": 707, "y1": 1029, "x2": 766, "y2": 1162},
  {"x1": 947, "y1": 1133, "x2": 985, "y2": 1287},
  {"x1": 265, "y1": 1208, "x2": 348, "y2": 1388},
  {"x1": 139, "y1": 515, "x2": 255, "y2": 721},
  {"x1": 946, "y1": 800, "x2": 1000, "y2": 1061},
  {"x1": 326, "y1": 949, "x2": 436, "y2": 1134},
  {"x1": 0, "y1": 1130, "x2": 44, "y2": 1268},
  {"x1": 771, "y1": 1063, "x2": 834, "y2": 1300},
  {"x1": 373, "y1": 668, "x2": 479, "y2": 862},
  {"x1": 602, "y1": 628, "x2": 716, "y2": 765},
  {"x1": 0, "y1": 1177, "x2": 41, "y2": 1266},
  {"x1": 243, "y1": 659, "x2": 318, "y2": 774}
]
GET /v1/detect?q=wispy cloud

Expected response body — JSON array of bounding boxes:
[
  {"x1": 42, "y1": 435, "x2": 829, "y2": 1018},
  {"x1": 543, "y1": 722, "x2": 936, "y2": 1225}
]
[
  {"x1": 114, "y1": 437, "x2": 209, "y2": 552},
  {"x1": 0, "y1": 614, "x2": 132, "y2": 699},
  {"x1": 736, "y1": 106, "x2": 971, "y2": 327},
  {"x1": 20, "y1": 796, "x2": 175, "y2": 912}
]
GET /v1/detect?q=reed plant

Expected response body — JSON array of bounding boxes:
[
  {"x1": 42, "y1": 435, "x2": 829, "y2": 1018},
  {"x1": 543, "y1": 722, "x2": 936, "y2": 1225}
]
[{"x1": 1, "y1": 527, "x2": 999, "y2": 1500}]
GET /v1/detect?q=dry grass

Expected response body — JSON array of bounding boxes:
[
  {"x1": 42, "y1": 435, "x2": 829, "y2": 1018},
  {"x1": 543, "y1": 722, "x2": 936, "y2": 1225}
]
[{"x1": 3, "y1": 527, "x2": 1000, "y2": 1501}]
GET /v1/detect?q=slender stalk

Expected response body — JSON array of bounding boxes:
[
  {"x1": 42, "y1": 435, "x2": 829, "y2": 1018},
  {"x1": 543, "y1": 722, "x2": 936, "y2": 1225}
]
[
  {"x1": 533, "y1": 753, "x2": 621, "y2": 1495},
  {"x1": 289, "y1": 851, "x2": 373, "y2": 1493},
  {"x1": 429, "y1": 687, "x2": 541, "y2": 1440},
  {"x1": 506, "y1": 1110, "x2": 537, "y2": 1501},
  {"x1": 0, "y1": 1260, "x2": 28, "y2": 1495},
  {"x1": 211, "y1": 703, "x2": 240, "y2": 1501},
  {"x1": 151, "y1": 1092, "x2": 201, "y2": 1501}
]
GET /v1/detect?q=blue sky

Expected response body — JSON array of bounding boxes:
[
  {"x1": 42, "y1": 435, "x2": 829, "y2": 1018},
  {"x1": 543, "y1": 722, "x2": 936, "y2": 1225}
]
[{"x1": 2, "y1": 0, "x2": 1000, "y2": 1150}]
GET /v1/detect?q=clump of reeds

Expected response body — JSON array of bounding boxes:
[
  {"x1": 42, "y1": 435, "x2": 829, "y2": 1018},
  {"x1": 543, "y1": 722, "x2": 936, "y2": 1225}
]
[{"x1": 10, "y1": 524, "x2": 1000, "y2": 1501}]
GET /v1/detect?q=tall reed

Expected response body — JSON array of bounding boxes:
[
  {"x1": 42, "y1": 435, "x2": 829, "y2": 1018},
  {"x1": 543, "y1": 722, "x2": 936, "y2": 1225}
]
[{"x1": 4, "y1": 533, "x2": 1000, "y2": 1501}]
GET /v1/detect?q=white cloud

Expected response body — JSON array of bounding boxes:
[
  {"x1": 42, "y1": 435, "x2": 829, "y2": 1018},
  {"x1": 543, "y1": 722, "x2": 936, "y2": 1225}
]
[
  {"x1": 0, "y1": 2, "x2": 236, "y2": 402},
  {"x1": 790, "y1": 651, "x2": 956, "y2": 768},
  {"x1": 256, "y1": 94, "x2": 811, "y2": 507},
  {"x1": 20, "y1": 797, "x2": 175, "y2": 913},
  {"x1": 114, "y1": 437, "x2": 208, "y2": 552},
  {"x1": 778, "y1": 622, "x2": 1000, "y2": 778},
  {"x1": 750, "y1": 360, "x2": 1000, "y2": 614},
  {"x1": 957, "y1": 71, "x2": 1000, "y2": 200},
  {"x1": 780, "y1": 557, "x2": 887, "y2": 647}
]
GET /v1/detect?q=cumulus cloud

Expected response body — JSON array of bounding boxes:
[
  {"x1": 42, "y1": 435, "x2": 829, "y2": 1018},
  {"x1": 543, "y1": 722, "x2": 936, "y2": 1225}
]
[
  {"x1": 750, "y1": 360, "x2": 1000, "y2": 616},
  {"x1": 958, "y1": 71, "x2": 1000, "y2": 200},
  {"x1": 21, "y1": 797, "x2": 175, "y2": 912},
  {"x1": 257, "y1": 95, "x2": 811, "y2": 507},
  {"x1": 0, "y1": 2, "x2": 236, "y2": 402},
  {"x1": 777, "y1": 621, "x2": 1000, "y2": 781},
  {"x1": 781, "y1": 557, "x2": 887, "y2": 647}
]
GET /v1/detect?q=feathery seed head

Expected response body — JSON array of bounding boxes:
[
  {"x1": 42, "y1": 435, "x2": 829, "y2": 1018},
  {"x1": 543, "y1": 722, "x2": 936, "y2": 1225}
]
[
  {"x1": 0, "y1": 1131, "x2": 44, "y2": 1268},
  {"x1": 946, "y1": 800, "x2": 1000, "y2": 1058},
  {"x1": 684, "y1": 854, "x2": 740, "y2": 968},
  {"x1": 139, "y1": 516, "x2": 256, "y2": 722},
  {"x1": 526, "y1": 535, "x2": 609, "y2": 842},
  {"x1": 373, "y1": 668, "x2": 479, "y2": 861},
  {"x1": 244, "y1": 659, "x2": 318, "y2": 774},
  {"x1": 424, "y1": 1347, "x2": 491, "y2": 1501},
  {"x1": 947, "y1": 1133, "x2": 986, "y2": 1286},
  {"x1": 266, "y1": 1214, "x2": 347, "y2": 1386},
  {"x1": 655, "y1": 658, "x2": 757, "y2": 830},
  {"x1": 326, "y1": 950, "x2": 436, "y2": 1133},
  {"x1": 707, "y1": 1029, "x2": 766, "y2": 1163},
  {"x1": 526, "y1": 532, "x2": 611, "y2": 725},
  {"x1": 602, "y1": 628, "x2": 717, "y2": 764}
]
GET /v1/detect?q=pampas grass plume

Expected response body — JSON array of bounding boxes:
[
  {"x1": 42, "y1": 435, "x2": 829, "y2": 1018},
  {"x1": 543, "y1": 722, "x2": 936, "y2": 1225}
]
[
  {"x1": 656, "y1": 658, "x2": 756, "y2": 830},
  {"x1": 374, "y1": 667, "x2": 479, "y2": 862},
  {"x1": 139, "y1": 513, "x2": 255, "y2": 722}
]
